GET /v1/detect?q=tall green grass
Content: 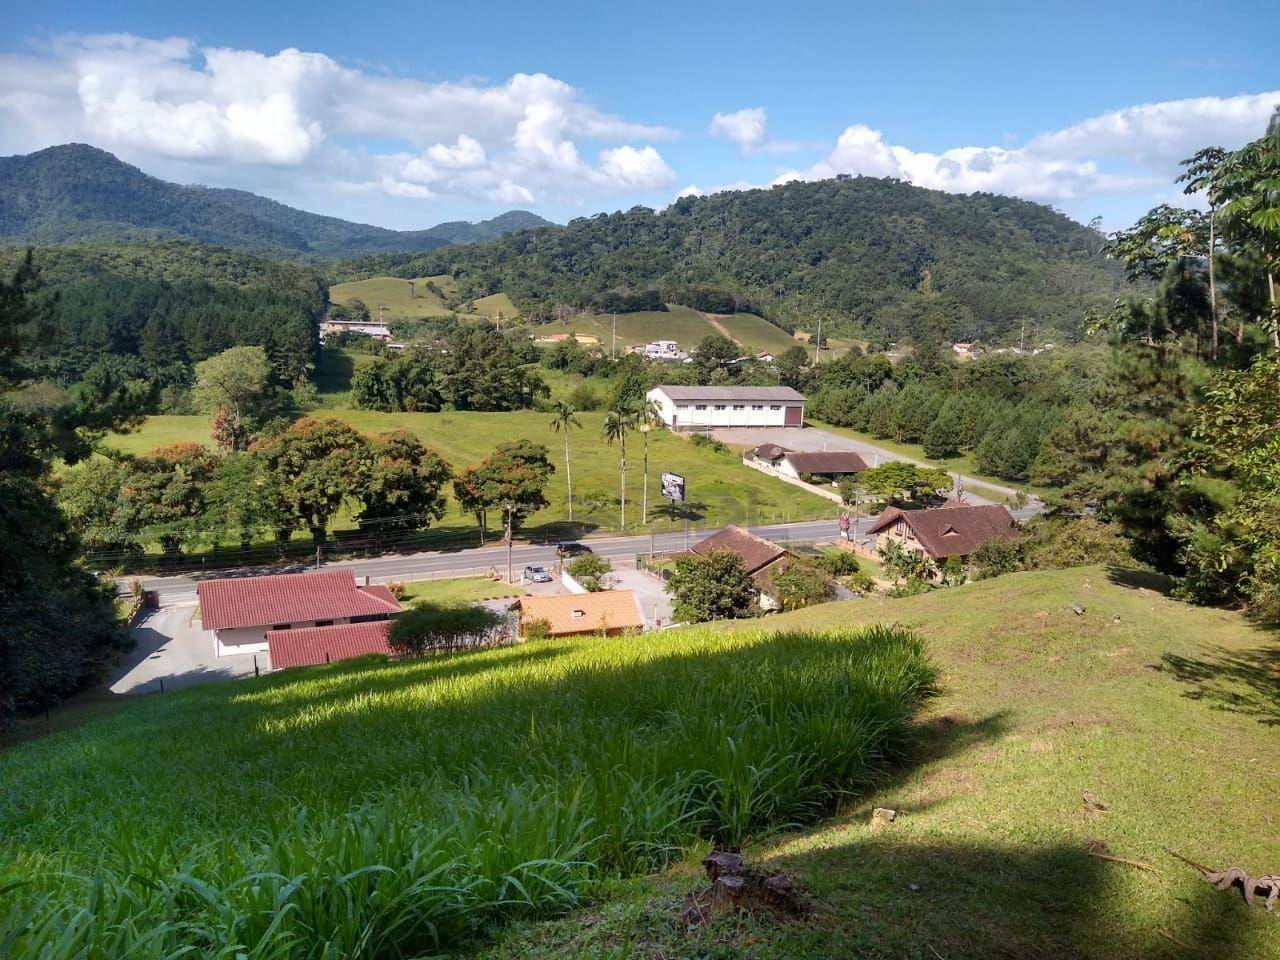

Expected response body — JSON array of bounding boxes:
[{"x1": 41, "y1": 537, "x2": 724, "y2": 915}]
[{"x1": 0, "y1": 624, "x2": 935, "y2": 957}]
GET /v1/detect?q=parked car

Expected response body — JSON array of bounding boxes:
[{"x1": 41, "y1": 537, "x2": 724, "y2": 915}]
[
  {"x1": 556, "y1": 541, "x2": 592, "y2": 557},
  {"x1": 523, "y1": 564, "x2": 553, "y2": 583}
]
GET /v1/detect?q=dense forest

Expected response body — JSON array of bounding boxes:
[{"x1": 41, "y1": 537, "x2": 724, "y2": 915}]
[
  {"x1": 338, "y1": 176, "x2": 1129, "y2": 345},
  {"x1": 0, "y1": 240, "x2": 326, "y2": 389},
  {"x1": 0, "y1": 144, "x2": 551, "y2": 257}
]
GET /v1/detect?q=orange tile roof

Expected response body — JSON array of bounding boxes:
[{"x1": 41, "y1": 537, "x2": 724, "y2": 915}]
[{"x1": 517, "y1": 590, "x2": 645, "y2": 636}]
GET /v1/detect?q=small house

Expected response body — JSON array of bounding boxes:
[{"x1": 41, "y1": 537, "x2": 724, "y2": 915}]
[
  {"x1": 777, "y1": 450, "x2": 868, "y2": 482},
  {"x1": 689, "y1": 525, "x2": 793, "y2": 610}
]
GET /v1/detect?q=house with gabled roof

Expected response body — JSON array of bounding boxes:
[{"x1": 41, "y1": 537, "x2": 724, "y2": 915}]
[
  {"x1": 688, "y1": 525, "x2": 794, "y2": 610},
  {"x1": 866, "y1": 503, "x2": 1019, "y2": 573},
  {"x1": 516, "y1": 590, "x2": 645, "y2": 638},
  {"x1": 197, "y1": 568, "x2": 402, "y2": 657}
]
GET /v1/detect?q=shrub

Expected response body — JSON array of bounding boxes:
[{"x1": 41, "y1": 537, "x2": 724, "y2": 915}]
[
  {"x1": 972, "y1": 538, "x2": 1023, "y2": 580},
  {"x1": 523, "y1": 617, "x2": 552, "y2": 640},
  {"x1": 567, "y1": 554, "x2": 612, "y2": 582},
  {"x1": 387, "y1": 581, "x2": 408, "y2": 601},
  {"x1": 388, "y1": 602, "x2": 504, "y2": 655},
  {"x1": 813, "y1": 548, "x2": 864, "y2": 577},
  {"x1": 688, "y1": 432, "x2": 728, "y2": 454},
  {"x1": 670, "y1": 550, "x2": 758, "y2": 622},
  {"x1": 568, "y1": 383, "x2": 602, "y2": 411},
  {"x1": 769, "y1": 564, "x2": 836, "y2": 611},
  {"x1": 843, "y1": 569, "x2": 877, "y2": 595}
]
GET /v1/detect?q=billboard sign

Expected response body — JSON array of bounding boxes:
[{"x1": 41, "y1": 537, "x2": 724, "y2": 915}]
[{"x1": 660, "y1": 472, "x2": 686, "y2": 502}]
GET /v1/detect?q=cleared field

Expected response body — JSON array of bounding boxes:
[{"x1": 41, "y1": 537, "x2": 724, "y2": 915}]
[
  {"x1": 469, "y1": 291, "x2": 520, "y2": 319},
  {"x1": 312, "y1": 346, "x2": 379, "y2": 407},
  {"x1": 534, "y1": 305, "x2": 796, "y2": 356},
  {"x1": 480, "y1": 566, "x2": 1280, "y2": 959},
  {"x1": 329, "y1": 275, "x2": 454, "y2": 319},
  {"x1": 103, "y1": 409, "x2": 834, "y2": 538},
  {"x1": 0, "y1": 623, "x2": 933, "y2": 958}
]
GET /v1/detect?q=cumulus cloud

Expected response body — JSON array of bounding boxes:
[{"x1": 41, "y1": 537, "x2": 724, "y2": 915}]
[
  {"x1": 786, "y1": 92, "x2": 1280, "y2": 205},
  {"x1": 708, "y1": 106, "x2": 801, "y2": 155},
  {"x1": 0, "y1": 33, "x2": 677, "y2": 209}
]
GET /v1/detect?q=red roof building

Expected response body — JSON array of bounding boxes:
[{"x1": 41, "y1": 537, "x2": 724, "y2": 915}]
[
  {"x1": 268, "y1": 621, "x2": 394, "y2": 669},
  {"x1": 866, "y1": 503, "x2": 1019, "y2": 565},
  {"x1": 197, "y1": 569, "x2": 402, "y2": 657}
]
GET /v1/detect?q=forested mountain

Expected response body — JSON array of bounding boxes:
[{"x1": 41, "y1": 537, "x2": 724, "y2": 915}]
[
  {"x1": 341, "y1": 177, "x2": 1129, "y2": 344},
  {"x1": 0, "y1": 240, "x2": 325, "y2": 384},
  {"x1": 0, "y1": 145, "x2": 552, "y2": 257}
]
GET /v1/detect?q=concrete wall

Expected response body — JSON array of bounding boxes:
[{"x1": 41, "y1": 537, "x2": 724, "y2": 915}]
[{"x1": 648, "y1": 388, "x2": 803, "y2": 430}]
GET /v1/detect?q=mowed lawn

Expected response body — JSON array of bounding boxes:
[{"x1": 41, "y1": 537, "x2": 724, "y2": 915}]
[
  {"x1": 479, "y1": 566, "x2": 1280, "y2": 960},
  {"x1": 329, "y1": 275, "x2": 454, "y2": 319},
  {"x1": 104, "y1": 409, "x2": 833, "y2": 536}
]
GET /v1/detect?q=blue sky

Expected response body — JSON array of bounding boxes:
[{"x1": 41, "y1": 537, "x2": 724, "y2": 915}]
[{"x1": 2, "y1": 1, "x2": 1277, "y2": 230}]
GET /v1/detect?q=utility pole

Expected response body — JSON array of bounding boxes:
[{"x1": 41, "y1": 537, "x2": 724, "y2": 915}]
[
  {"x1": 315, "y1": 543, "x2": 321, "y2": 570},
  {"x1": 611, "y1": 313, "x2": 617, "y2": 360},
  {"x1": 814, "y1": 312, "x2": 823, "y2": 365},
  {"x1": 1020, "y1": 319, "x2": 1026, "y2": 354},
  {"x1": 505, "y1": 504, "x2": 514, "y2": 584}
]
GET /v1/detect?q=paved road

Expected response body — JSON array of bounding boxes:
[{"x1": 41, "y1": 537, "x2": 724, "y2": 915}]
[{"x1": 123, "y1": 509, "x2": 1039, "y2": 607}]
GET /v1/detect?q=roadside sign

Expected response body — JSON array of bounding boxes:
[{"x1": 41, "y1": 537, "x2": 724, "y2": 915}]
[{"x1": 661, "y1": 472, "x2": 686, "y2": 502}]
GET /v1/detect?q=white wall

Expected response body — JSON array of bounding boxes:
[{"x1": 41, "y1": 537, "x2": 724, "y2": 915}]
[
  {"x1": 647, "y1": 388, "x2": 802, "y2": 430},
  {"x1": 214, "y1": 617, "x2": 355, "y2": 657}
]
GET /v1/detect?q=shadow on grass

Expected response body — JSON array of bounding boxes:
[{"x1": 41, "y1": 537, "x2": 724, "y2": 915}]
[
  {"x1": 1155, "y1": 644, "x2": 1280, "y2": 726},
  {"x1": 1105, "y1": 566, "x2": 1179, "y2": 596}
]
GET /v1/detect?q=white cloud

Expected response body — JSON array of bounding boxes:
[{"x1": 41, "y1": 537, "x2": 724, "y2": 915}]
[
  {"x1": 708, "y1": 106, "x2": 801, "y2": 155},
  {"x1": 768, "y1": 91, "x2": 1280, "y2": 211},
  {"x1": 0, "y1": 33, "x2": 677, "y2": 209}
]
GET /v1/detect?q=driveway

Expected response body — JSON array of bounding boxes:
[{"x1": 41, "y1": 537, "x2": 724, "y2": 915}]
[
  {"x1": 709, "y1": 426, "x2": 1025, "y2": 504},
  {"x1": 605, "y1": 565, "x2": 674, "y2": 628},
  {"x1": 109, "y1": 604, "x2": 261, "y2": 694}
]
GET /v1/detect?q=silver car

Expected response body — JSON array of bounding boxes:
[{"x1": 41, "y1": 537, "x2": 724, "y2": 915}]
[{"x1": 523, "y1": 564, "x2": 553, "y2": 583}]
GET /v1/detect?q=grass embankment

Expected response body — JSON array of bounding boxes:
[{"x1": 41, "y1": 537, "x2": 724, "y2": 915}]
[
  {"x1": 104, "y1": 409, "x2": 832, "y2": 540},
  {"x1": 480, "y1": 566, "x2": 1280, "y2": 959},
  {"x1": 0, "y1": 625, "x2": 934, "y2": 958},
  {"x1": 470, "y1": 292, "x2": 520, "y2": 319}
]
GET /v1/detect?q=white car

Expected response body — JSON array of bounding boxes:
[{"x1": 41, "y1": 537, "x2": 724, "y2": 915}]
[{"x1": 523, "y1": 564, "x2": 553, "y2": 583}]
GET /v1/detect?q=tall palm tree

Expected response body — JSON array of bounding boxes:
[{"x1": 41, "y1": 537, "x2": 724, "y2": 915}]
[
  {"x1": 637, "y1": 398, "x2": 662, "y2": 524},
  {"x1": 549, "y1": 400, "x2": 582, "y2": 521},
  {"x1": 602, "y1": 403, "x2": 637, "y2": 531}
]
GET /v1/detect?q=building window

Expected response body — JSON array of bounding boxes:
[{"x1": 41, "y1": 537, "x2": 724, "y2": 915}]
[
  {"x1": 714, "y1": 404, "x2": 727, "y2": 411},
  {"x1": 770, "y1": 404, "x2": 782, "y2": 411},
  {"x1": 676, "y1": 404, "x2": 690, "y2": 411},
  {"x1": 752, "y1": 404, "x2": 764, "y2": 411},
  {"x1": 732, "y1": 404, "x2": 745, "y2": 410},
  {"x1": 694, "y1": 404, "x2": 707, "y2": 411}
]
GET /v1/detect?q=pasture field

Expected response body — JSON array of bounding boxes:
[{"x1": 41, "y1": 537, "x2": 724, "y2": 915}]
[
  {"x1": 328, "y1": 275, "x2": 454, "y2": 319},
  {"x1": 469, "y1": 291, "x2": 521, "y2": 319},
  {"x1": 480, "y1": 566, "x2": 1280, "y2": 959},
  {"x1": 102, "y1": 408, "x2": 834, "y2": 539},
  {"x1": 533, "y1": 305, "x2": 800, "y2": 356},
  {"x1": 0, "y1": 623, "x2": 934, "y2": 958},
  {"x1": 712, "y1": 311, "x2": 805, "y2": 355}
]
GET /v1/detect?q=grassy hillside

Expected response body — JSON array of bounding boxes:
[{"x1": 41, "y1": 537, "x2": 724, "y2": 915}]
[
  {"x1": 103, "y1": 408, "x2": 833, "y2": 538},
  {"x1": 329, "y1": 274, "x2": 454, "y2": 319},
  {"x1": 0, "y1": 623, "x2": 933, "y2": 958},
  {"x1": 470, "y1": 291, "x2": 521, "y2": 319},
  {"x1": 535, "y1": 305, "x2": 800, "y2": 355},
  {"x1": 480, "y1": 567, "x2": 1280, "y2": 959}
]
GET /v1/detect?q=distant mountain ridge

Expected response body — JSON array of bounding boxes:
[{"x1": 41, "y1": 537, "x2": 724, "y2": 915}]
[{"x1": 0, "y1": 144, "x2": 553, "y2": 257}]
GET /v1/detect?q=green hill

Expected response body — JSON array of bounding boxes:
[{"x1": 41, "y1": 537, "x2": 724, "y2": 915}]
[
  {"x1": 0, "y1": 144, "x2": 552, "y2": 257},
  {"x1": 338, "y1": 176, "x2": 1129, "y2": 345},
  {"x1": 329, "y1": 275, "x2": 455, "y2": 320},
  {"x1": 3, "y1": 568, "x2": 1275, "y2": 959},
  {"x1": 535, "y1": 305, "x2": 801, "y2": 355}
]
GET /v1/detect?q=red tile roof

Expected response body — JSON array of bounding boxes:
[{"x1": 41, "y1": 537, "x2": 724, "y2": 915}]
[
  {"x1": 867, "y1": 504, "x2": 1019, "y2": 559},
  {"x1": 197, "y1": 569, "x2": 402, "y2": 630},
  {"x1": 268, "y1": 621, "x2": 393, "y2": 669}
]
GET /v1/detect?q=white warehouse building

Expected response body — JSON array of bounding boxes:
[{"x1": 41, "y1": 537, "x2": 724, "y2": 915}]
[{"x1": 646, "y1": 385, "x2": 806, "y2": 431}]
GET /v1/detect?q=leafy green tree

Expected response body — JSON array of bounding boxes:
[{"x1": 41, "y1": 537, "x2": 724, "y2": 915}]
[
  {"x1": 453, "y1": 440, "x2": 555, "y2": 542},
  {"x1": 358, "y1": 430, "x2": 452, "y2": 532},
  {"x1": 56, "y1": 456, "x2": 131, "y2": 553},
  {"x1": 256, "y1": 417, "x2": 368, "y2": 546},
  {"x1": 972, "y1": 538, "x2": 1022, "y2": 580},
  {"x1": 207, "y1": 450, "x2": 295, "y2": 549},
  {"x1": 669, "y1": 550, "x2": 758, "y2": 622},
  {"x1": 692, "y1": 333, "x2": 739, "y2": 368},
  {"x1": 549, "y1": 400, "x2": 582, "y2": 521},
  {"x1": 1178, "y1": 146, "x2": 1229, "y2": 357},
  {"x1": 350, "y1": 349, "x2": 442, "y2": 412},
  {"x1": 118, "y1": 442, "x2": 220, "y2": 556},
  {"x1": 922, "y1": 404, "x2": 965, "y2": 459},
  {"x1": 861, "y1": 461, "x2": 952, "y2": 504},
  {"x1": 191, "y1": 345, "x2": 275, "y2": 449},
  {"x1": 602, "y1": 402, "x2": 637, "y2": 530},
  {"x1": 777, "y1": 344, "x2": 810, "y2": 388}
]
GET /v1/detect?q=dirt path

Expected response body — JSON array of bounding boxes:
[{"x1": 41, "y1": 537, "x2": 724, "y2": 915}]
[{"x1": 701, "y1": 313, "x2": 741, "y2": 346}]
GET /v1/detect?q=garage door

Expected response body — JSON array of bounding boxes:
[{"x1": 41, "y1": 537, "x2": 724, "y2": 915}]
[{"x1": 784, "y1": 404, "x2": 803, "y2": 426}]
